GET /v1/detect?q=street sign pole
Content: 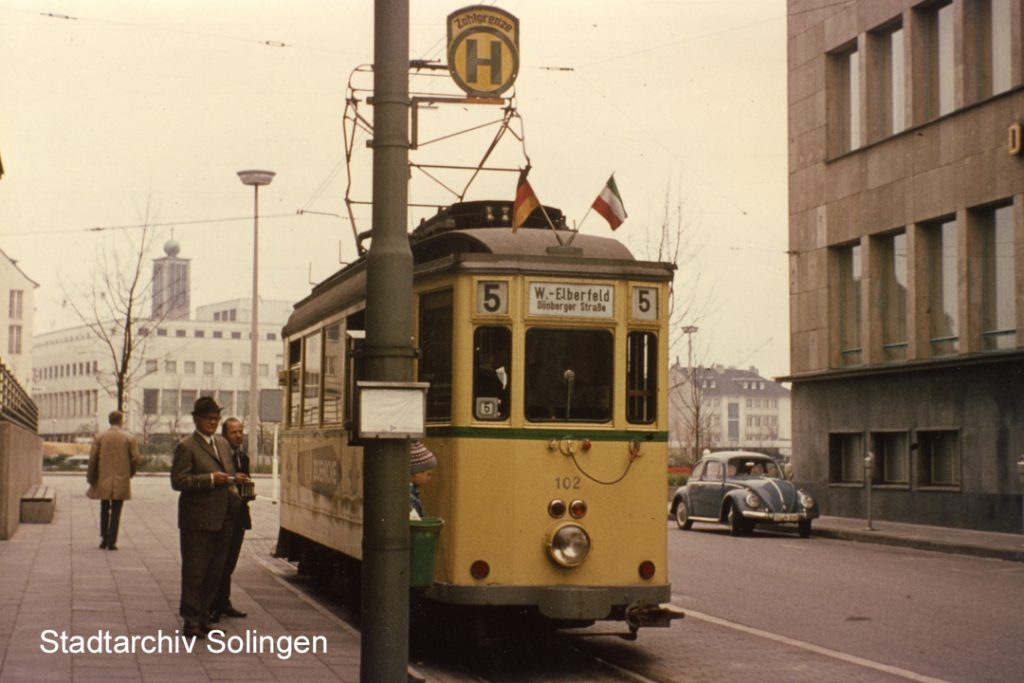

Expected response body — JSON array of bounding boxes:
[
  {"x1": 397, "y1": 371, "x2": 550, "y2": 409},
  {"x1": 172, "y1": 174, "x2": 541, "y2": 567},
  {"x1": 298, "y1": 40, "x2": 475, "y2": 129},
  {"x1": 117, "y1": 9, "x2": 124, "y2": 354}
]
[{"x1": 361, "y1": 1, "x2": 413, "y2": 680}]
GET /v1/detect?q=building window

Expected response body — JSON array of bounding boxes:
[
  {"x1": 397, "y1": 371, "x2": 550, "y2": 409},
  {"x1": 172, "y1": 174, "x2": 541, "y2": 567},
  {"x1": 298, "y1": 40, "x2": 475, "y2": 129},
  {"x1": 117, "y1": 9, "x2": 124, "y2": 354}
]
[
  {"x1": 870, "y1": 431, "x2": 909, "y2": 485},
  {"x1": 146, "y1": 359, "x2": 158, "y2": 374},
  {"x1": 184, "y1": 361, "x2": 196, "y2": 374},
  {"x1": 259, "y1": 363, "x2": 269, "y2": 376},
  {"x1": 195, "y1": 330, "x2": 205, "y2": 338},
  {"x1": 165, "y1": 360, "x2": 177, "y2": 374},
  {"x1": 871, "y1": 22, "x2": 905, "y2": 137},
  {"x1": 990, "y1": 0, "x2": 1013, "y2": 95},
  {"x1": 240, "y1": 362, "x2": 251, "y2": 376},
  {"x1": 218, "y1": 390, "x2": 234, "y2": 415},
  {"x1": 236, "y1": 390, "x2": 249, "y2": 417},
  {"x1": 727, "y1": 402, "x2": 739, "y2": 441},
  {"x1": 968, "y1": 0, "x2": 1014, "y2": 101},
  {"x1": 221, "y1": 362, "x2": 232, "y2": 376},
  {"x1": 838, "y1": 243, "x2": 862, "y2": 366},
  {"x1": 142, "y1": 388, "x2": 159, "y2": 414},
  {"x1": 267, "y1": 332, "x2": 277, "y2": 341},
  {"x1": 9, "y1": 290, "x2": 23, "y2": 319},
  {"x1": 161, "y1": 389, "x2": 178, "y2": 416},
  {"x1": 919, "y1": 0, "x2": 955, "y2": 120},
  {"x1": 213, "y1": 331, "x2": 223, "y2": 339},
  {"x1": 214, "y1": 312, "x2": 221, "y2": 321},
  {"x1": 926, "y1": 217, "x2": 959, "y2": 356},
  {"x1": 180, "y1": 390, "x2": 197, "y2": 415},
  {"x1": 832, "y1": 43, "x2": 860, "y2": 152},
  {"x1": 829, "y1": 432, "x2": 864, "y2": 484},
  {"x1": 879, "y1": 231, "x2": 908, "y2": 361},
  {"x1": 176, "y1": 329, "x2": 187, "y2": 338},
  {"x1": 231, "y1": 332, "x2": 241, "y2": 340},
  {"x1": 976, "y1": 203, "x2": 1016, "y2": 351},
  {"x1": 7, "y1": 325, "x2": 21, "y2": 354},
  {"x1": 204, "y1": 362, "x2": 215, "y2": 375},
  {"x1": 916, "y1": 429, "x2": 960, "y2": 487}
]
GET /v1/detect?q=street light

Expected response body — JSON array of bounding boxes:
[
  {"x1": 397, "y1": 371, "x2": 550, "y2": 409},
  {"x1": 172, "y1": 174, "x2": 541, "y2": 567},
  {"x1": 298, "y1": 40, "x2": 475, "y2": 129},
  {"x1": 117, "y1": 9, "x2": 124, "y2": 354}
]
[
  {"x1": 238, "y1": 169, "x2": 275, "y2": 464},
  {"x1": 682, "y1": 325, "x2": 699, "y2": 459}
]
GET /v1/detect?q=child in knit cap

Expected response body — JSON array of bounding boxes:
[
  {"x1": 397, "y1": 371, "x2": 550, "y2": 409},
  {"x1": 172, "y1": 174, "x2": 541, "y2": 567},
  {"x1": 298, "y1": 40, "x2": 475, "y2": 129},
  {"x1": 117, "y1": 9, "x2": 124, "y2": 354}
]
[{"x1": 409, "y1": 440, "x2": 437, "y2": 520}]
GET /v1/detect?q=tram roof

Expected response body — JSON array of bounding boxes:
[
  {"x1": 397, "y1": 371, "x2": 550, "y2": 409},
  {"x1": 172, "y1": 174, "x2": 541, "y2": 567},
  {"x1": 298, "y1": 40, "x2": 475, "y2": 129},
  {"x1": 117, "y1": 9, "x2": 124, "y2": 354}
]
[{"x1": 284, "y1": 226, "x2": 673, "y2": 336}]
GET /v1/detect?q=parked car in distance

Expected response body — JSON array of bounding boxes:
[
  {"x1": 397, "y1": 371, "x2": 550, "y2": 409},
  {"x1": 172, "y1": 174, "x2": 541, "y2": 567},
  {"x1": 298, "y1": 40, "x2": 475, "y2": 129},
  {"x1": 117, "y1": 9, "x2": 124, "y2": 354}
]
[
  {"x1": 670, "y1": 451, "x2": 818, "y2": 537},
  {"x1": 64, "y1": 455, "x2": 90, "y2": 471}
]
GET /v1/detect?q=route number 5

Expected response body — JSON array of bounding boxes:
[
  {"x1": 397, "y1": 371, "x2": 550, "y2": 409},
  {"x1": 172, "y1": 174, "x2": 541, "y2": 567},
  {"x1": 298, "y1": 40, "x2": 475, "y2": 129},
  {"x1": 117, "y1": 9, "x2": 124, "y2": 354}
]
[
  {"x1": 478, "y1": 281, "x2": 508, "y2": 315},
  {"x1": 631, "y1": 287, "x2": 657, "y2": 320}
]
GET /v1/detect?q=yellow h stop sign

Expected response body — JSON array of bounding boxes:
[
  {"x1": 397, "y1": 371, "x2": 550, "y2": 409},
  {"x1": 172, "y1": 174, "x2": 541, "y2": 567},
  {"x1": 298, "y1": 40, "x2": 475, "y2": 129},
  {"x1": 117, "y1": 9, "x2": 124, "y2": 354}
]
[{"x1": 447, "y1": 5, "x2": 520, "y2": 98}]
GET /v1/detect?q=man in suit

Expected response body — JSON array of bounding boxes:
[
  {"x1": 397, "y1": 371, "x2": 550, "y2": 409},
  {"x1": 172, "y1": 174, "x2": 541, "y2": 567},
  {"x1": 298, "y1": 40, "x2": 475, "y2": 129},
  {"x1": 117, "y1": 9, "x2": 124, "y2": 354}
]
[
  {"x1": 170, "y1": 397, "x2": 248, "y2": 639},
  {"x1": 211, "y1": 417, "x2": 251, "y2": 622},
  {"x1": 86, "y1": 410, "x2": 141, "y2": 550}
]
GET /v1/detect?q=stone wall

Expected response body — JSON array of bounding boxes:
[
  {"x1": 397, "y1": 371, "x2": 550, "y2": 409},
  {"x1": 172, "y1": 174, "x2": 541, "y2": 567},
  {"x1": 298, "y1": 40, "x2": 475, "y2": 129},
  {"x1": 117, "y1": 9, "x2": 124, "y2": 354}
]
[{"x1": 0, "y1": 422, "x2": 44, "y2": 540}]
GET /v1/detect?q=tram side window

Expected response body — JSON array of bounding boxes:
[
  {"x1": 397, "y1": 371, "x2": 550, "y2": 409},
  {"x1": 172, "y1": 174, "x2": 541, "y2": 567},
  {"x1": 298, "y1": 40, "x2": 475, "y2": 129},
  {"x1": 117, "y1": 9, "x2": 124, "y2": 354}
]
[
  {"x1": 473, "y1": 326, "x2": 511, "y2": 420},
  {"x1": 287, "y1": 339, "x2": 301, "y2": 427},
  {"x1": 525, "y1": 328, "x2": 613, "y2": 422},
  {"x1": 626, "y1": 331, "x2": 657, "y2": 424},
  {"x1": 322, "y1": 324, "x2": 343, "y2": 424},
  {"x1": 343, "y1": 310, "x2": 366, "y2": 443},
  {"x1": 302, "y1": 332, "x2": 322, "y2": 426},
  {"x1": 418, "y1": 289, "x2": 453, "y2": 421}
]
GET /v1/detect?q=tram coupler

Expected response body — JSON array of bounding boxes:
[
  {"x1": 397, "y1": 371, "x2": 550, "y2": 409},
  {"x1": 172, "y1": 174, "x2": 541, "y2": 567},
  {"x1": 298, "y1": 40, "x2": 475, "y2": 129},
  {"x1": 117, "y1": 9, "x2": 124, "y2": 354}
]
[{"x1": 625, "y1": 601, "x2": 685, "y2": 630}]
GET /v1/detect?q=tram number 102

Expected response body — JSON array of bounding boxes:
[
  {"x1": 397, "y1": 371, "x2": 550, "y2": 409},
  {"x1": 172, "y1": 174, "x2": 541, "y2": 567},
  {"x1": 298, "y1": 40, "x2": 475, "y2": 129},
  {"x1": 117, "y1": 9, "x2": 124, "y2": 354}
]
[{"x1": 555, "y1": 476, "x2": 581, "y2": 490}]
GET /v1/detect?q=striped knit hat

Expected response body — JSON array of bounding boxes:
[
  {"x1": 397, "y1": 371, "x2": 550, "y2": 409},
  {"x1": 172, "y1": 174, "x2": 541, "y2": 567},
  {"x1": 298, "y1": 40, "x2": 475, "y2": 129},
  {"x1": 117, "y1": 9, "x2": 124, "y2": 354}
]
[{"x1": 410, "y1": 441, "x2": 437, "y2": 474}]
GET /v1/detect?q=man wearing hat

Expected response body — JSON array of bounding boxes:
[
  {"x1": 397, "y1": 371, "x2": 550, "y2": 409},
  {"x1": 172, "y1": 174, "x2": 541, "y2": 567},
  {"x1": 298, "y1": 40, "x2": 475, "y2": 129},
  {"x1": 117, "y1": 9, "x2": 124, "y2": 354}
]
[
  {"x1": 170, "y1": 396, "x2": 247, "y2": 639},
  {"x1": 409, "y1": 441, "x2": 437, "y2": 519}
]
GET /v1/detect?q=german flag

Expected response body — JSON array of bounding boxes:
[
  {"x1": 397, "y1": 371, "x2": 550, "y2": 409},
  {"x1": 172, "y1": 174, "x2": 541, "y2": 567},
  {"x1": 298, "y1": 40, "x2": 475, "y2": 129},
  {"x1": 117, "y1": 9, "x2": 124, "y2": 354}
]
[{"x1": 512, "y1": 168, "x2": 540, "y2": 233}]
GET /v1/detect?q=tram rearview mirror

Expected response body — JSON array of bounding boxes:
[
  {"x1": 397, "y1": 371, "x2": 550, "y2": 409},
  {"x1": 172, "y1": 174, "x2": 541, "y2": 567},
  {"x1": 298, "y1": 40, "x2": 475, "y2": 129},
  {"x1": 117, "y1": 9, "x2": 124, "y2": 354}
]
[{"x1": 357, "y1": 381, "x2": 430, "y2": 438}]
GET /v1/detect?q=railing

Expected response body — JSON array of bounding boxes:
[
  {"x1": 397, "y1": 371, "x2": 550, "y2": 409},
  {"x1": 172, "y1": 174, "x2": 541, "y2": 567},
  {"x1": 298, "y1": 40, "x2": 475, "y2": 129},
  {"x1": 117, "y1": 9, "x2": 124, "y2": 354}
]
[{"x1": 0, "y1": 361, "x2": 37, "y2": 432}]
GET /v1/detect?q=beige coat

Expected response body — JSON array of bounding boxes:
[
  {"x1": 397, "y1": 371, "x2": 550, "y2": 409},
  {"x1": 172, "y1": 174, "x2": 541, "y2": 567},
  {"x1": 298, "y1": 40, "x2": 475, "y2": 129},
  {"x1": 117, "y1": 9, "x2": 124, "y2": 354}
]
[{"x1": 86, "y1": 426, "x2": 141, "y2": 501}]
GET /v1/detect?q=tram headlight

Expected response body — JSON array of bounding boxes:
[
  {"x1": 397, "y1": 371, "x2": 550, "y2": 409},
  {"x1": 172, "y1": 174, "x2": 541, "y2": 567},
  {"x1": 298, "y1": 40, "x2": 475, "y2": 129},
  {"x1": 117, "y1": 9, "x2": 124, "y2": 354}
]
[{"x1": 547, "y1": 524, "x2": 591, "y2": 568}]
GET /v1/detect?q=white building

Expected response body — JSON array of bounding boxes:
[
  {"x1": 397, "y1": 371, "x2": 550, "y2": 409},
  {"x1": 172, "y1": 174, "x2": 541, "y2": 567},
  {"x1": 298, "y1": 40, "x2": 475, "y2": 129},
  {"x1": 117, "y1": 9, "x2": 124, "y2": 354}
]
[
  {"x1": 669, "y1": 363, "x2": 791, "y2": 461},
  {"x1": 31, "y1": 241, "x2": 291, "y2": 442},
  {"x1": 0, "y1": 248, "x2": 38, "y2": 390}
]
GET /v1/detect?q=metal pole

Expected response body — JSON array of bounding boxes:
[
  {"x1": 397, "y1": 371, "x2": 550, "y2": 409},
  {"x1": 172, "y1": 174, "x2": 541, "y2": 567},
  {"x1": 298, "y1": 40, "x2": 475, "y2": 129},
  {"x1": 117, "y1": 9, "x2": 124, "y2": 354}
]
[
  {"x1": 249, "y1": 185, "x2": 260, "y2": 464},
  {"x1": 865, "y1": 450, "x2": 874, "y2": 531},
  {"x1": 362, "y1": 1, "x2": 412, "y2": 680}
]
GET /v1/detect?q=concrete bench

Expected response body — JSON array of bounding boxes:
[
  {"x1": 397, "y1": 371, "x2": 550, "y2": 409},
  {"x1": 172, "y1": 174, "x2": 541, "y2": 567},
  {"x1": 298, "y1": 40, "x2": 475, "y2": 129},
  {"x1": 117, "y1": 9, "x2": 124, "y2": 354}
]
[{"x1": 20, "y1": 485, "x2": 56, "y2": 524}]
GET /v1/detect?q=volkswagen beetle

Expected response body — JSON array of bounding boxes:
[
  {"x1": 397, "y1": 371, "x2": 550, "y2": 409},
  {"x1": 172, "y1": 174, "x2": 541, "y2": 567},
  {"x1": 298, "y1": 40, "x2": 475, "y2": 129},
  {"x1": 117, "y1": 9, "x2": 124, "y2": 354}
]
[{"x1": 670, "y1": 451, "x2": 818, "y2": 537}]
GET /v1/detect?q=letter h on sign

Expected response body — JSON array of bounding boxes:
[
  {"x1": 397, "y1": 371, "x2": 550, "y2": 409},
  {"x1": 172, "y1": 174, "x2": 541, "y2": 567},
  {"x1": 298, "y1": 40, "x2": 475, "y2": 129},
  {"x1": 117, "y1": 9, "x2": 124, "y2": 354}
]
[{"x1": 465, "y1": 39, "x2": 502, "y2": 85}]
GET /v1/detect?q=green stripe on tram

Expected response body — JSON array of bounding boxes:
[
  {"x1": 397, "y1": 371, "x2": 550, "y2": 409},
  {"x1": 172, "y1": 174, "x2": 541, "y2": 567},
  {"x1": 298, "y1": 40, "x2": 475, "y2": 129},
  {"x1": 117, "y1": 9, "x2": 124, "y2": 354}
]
[{"x1": 424, "y1": 426, "x2": 668, "y2": 442}]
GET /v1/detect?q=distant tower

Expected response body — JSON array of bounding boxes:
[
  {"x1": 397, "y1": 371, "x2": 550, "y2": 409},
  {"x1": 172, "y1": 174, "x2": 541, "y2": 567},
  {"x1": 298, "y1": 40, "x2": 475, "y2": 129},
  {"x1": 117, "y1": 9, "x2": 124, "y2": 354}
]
[{"x1": 152, "y1": 238, "x2": 190, "y2": 320}]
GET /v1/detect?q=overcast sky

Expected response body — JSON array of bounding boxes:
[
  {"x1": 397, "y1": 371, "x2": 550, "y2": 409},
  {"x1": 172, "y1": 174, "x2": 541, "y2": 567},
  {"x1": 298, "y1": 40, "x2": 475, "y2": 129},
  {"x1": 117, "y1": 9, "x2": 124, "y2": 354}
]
[{"x1": 0, "y1": 0, "x2": 790, "y2": 378}]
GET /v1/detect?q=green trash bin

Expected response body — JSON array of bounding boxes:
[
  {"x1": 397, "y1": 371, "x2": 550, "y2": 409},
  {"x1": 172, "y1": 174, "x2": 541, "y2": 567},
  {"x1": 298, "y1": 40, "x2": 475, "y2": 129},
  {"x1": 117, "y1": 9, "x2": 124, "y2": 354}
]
[{"x1": 409, "y1": 517, "x2": 443, "y2": 588}]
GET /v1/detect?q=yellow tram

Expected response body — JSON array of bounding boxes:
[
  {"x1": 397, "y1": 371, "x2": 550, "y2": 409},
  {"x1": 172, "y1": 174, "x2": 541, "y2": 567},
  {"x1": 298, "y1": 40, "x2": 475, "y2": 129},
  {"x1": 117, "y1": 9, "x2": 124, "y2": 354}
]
[{"x1": 276, "y1": 200, "x2": 677, "y2": 634}]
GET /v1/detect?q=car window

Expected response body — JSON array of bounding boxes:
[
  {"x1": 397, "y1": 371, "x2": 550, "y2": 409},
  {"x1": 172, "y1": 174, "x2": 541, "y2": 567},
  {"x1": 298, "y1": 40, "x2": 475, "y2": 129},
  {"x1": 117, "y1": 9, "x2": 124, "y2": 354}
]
[
  {"x1": 703, "y1": 461, "x2": 724, "y2": 481},
  {"x1": 730, "y1": 458, "x2": 782, "y2": 477},
  {"x1": 691, "y1": 462, "x2": 705, "y2": 480}
]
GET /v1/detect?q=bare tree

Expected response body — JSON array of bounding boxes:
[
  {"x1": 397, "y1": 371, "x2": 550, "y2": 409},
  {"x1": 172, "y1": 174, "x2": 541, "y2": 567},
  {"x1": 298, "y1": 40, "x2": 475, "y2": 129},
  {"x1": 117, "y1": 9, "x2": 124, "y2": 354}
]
[
  {"x1": 637, "y1": 182, "x2": 717, "y2": 464},
  {"x1": 62, "y1": 213, "x2": 166, "y2": 413}
]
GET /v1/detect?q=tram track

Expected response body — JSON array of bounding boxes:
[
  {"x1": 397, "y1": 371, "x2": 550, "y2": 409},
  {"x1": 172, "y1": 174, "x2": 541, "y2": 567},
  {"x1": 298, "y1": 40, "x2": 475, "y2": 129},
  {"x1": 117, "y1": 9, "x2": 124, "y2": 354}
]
[{"x1": 246, "y1": 542, "x2": 673, "y2": 682}]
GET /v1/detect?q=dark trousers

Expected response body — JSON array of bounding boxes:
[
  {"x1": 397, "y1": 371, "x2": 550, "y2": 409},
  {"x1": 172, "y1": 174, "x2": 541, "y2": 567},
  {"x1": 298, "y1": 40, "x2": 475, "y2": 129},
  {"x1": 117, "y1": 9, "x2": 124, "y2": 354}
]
[
  {"x1": 213, "y1": 520, "x2": 246, "y2": 611},
  {"x1": 100, "y1": 499, "x2": 124, "y2": 547},
  {"x1": 179, "y1": 524, "x2": 232, "y2": 628}
]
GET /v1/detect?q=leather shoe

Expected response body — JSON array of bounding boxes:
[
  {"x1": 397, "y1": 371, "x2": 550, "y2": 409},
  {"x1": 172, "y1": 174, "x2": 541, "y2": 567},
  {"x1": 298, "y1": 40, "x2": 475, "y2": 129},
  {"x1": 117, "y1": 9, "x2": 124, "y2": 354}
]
[
  {"x1": 106, "y1": 544, "x2": 118, "y2": 551},
  {"x1": 99, "y1": 541, "x2": 108, "y2": 550},
  {"x1": 183, "y1": 625, "x2": 208, "y2": 640},
  {"x1": 220, "y1": 607, "x2": 247, "y2": 618}
]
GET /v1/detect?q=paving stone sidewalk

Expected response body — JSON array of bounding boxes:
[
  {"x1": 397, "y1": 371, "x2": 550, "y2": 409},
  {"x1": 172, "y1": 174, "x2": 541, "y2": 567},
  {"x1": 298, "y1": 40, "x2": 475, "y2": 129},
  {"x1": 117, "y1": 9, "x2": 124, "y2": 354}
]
[{"x1": 0, "y1": 474, "x2": 362, "y2": 683}]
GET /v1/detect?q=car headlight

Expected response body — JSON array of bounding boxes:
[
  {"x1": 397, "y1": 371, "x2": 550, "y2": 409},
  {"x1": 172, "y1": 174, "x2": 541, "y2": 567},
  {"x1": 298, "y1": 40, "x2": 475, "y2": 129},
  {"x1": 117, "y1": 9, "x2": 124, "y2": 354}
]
[
  {"x1": 799, "y1": 492, "x2": 815, "y2": 509},
  {"x1": 744, "y1": 492, "x2": 761, "y2": 508},
  {"x1": 547, "y1": 524, "x2": 591, "y2": 567}
]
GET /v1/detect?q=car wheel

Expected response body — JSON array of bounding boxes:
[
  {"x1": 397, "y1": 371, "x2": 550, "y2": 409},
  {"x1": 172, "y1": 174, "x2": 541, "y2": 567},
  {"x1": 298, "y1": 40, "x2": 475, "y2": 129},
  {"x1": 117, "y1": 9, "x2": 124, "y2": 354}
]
[
  {"x1": 727, "y1": 503, "x2": 747, "y2": 536},
  {"x1": 674, "y1": 499, "x2": 693, "y2": 530},
  {"x1": 798, "y1": 519, "x2": 812, "y2": 538}
]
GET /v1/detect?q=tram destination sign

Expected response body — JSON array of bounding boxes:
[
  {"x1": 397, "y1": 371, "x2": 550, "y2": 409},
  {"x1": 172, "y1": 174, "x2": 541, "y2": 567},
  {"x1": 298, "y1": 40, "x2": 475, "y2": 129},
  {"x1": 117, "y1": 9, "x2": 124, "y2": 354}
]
[
  {"x1": 528, "y1": 282, "x2": 614, "y2": 319},
  {"x1": 447, "y1": 5, "x2": 520, "y2": 97}
]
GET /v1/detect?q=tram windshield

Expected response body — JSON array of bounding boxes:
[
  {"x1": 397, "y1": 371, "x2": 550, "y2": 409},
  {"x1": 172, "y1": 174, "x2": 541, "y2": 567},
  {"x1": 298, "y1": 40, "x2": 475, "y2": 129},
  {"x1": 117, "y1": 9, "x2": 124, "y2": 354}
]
[{"x1": 524, "y1": 328, "x2": 613, "y2": 422}]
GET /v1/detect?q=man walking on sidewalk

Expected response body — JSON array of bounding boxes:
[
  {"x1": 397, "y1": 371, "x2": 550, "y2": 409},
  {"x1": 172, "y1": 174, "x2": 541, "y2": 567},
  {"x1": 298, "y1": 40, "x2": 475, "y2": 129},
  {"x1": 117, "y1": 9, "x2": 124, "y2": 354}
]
[
  {"x1": 86, "y1": 410, "x2": 141, "y2": 550},
  {"x1": 171, "y1": 397, "x2": 246, "y2": 639}
]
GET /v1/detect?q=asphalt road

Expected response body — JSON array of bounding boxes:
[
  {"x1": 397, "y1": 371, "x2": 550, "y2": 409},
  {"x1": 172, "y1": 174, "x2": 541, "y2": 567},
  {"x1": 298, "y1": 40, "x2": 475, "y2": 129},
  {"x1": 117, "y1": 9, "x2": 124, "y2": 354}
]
[{"x1": 643, "y1": 522, "x2": 1024, "y2": 683}]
